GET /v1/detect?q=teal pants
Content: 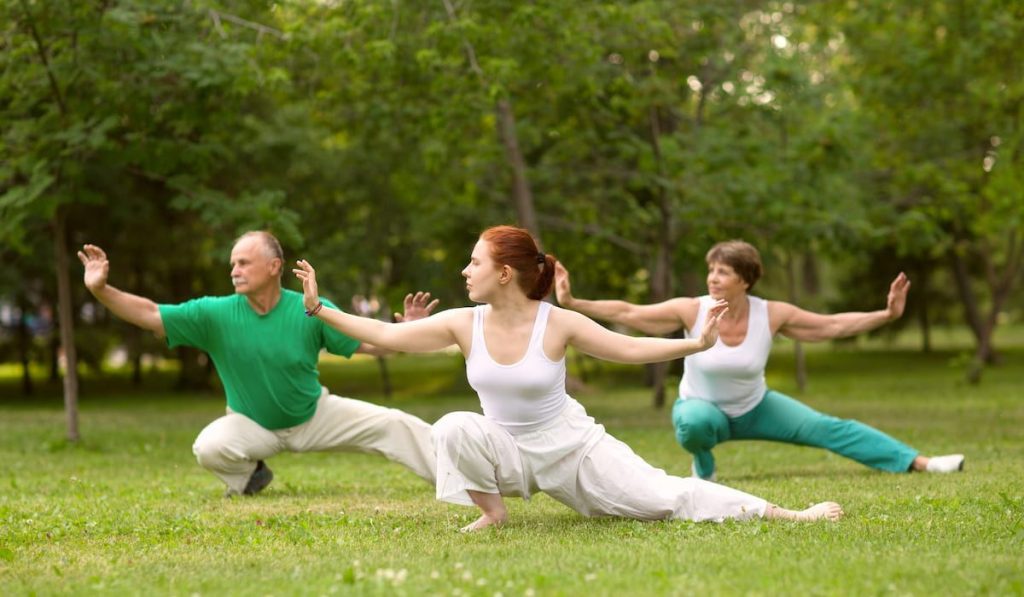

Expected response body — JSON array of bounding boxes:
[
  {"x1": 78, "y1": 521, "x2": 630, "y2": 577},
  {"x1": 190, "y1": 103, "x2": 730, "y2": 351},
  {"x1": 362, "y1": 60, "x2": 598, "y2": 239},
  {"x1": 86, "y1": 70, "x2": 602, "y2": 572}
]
[{"x1": 672, "y1": 390, "x2": 918, "y2": 479}]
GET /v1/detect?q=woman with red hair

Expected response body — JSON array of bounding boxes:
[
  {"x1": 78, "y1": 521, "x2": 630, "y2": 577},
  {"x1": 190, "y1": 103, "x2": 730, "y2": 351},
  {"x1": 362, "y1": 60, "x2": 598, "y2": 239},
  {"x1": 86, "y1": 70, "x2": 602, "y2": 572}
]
[{"x1": 294, "y1": 226, "x2": 842, "y2": 531}]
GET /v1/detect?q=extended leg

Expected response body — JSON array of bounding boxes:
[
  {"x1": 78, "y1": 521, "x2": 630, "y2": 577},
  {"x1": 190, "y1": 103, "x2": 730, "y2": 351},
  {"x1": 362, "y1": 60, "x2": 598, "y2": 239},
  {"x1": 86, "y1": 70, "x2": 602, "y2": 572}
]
[
  {"x1": 290, "y1": 392, "x2": 437, "y2": 484},
  {"x1": 731, "y1": 390, "x2": 918, "y2": 473}
]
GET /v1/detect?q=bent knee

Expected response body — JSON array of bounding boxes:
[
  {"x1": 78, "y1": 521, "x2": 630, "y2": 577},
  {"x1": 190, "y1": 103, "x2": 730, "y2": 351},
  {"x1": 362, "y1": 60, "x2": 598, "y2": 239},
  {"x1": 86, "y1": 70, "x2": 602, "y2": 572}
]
[
  {"x1": 673, "y1": 406, "x2": 725, "y2": 451},
  {"x1": 192, "y1": 435, "x2": 227, "y2": 468},
  {"x1": 674, "y1": 422, "x2": 713, "y2": 452},
  {"x1": 432, "y1": 411, "x2": 488, "y2": 452},
  {"x1": 432, "y1": 411, "x2": 479, "y2": 439}
]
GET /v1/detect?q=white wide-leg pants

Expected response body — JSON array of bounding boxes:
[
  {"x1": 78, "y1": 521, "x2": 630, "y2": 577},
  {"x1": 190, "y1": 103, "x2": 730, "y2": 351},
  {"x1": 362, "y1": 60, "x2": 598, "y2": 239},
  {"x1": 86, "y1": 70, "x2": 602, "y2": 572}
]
[
  {"x1": 192, "y1": 387, "x2": 436, "y2": 494},
  {"x1": 432, "y1": 398, "x2": 766, "y2": 522}
]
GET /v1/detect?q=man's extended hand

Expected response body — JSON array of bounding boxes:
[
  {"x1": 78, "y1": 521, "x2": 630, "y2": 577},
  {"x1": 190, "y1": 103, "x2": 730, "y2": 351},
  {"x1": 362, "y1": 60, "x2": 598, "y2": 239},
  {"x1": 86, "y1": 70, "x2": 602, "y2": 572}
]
[
  {"x1": 78, "y1": 244, "x2": 110, "y2": 293},
  {"x1": 292, "y1": 260, "x2": 321, "y2": 312},
  {"x1": 395, "y1": 292, "x2": 439, "y2": 322}
]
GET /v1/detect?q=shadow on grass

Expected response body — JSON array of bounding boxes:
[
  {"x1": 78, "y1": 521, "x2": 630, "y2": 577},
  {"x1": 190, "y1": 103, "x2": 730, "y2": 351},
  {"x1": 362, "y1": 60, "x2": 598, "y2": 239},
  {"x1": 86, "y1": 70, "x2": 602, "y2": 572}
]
[{"x1": 724, "y1": 468, "x2": 879, "y2": 482}]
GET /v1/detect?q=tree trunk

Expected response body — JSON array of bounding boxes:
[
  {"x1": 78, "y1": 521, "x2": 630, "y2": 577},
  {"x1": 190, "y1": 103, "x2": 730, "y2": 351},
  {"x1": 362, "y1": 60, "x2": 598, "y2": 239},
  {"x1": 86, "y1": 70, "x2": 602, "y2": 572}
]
[
  {"x1": 16, "y1": 293, "x2": 34, "y2": 396},
  {"x1": 917, "y1": 265, "x2": 932, "y2": 353},
  {"x1": 495, "y1": 99, "x2": 540, "y2": 241},
  {"x1": 130, "y1": 325, "x2": 143, "y2": 386},
  {"x1": 440, "y1": 0, "x2": 540, "y2": 243},
  {"x1": 949, "y1": 233, "x2": 1021, "y2": 383},
  {"x1": 971, "y1": 231, "x2": 1023, "y2": 381},
  {"x1": 53, "y1": 207, "x2": 80, "y2": 441},
  {"x1": 376, "y1": 356, "x2": 392, "y2": 399},
  {"x1": 949, "y1": 246, "x2": 986, "y2": 351},
  {"x1": 646, "y1": 105, "x2": 678, "y2": 409},
  {"x1": 49, "y1": 330, "x2": 60, "y2": 382},
  {"x1": 175, "y1": 347, "x2": 212, "y2": 391},
  {"x1": 786, "y1": 253, "x2": 807, "y2": 392},
  {"x1": 130, "y1": 261, "x2": 144, "y2": 386},
  {"x1": 647, "y1": 215, "x2": 674, "y2": 408},
  {"x1": 801, "y1": 252, "x2": 820, "y2": 296}
]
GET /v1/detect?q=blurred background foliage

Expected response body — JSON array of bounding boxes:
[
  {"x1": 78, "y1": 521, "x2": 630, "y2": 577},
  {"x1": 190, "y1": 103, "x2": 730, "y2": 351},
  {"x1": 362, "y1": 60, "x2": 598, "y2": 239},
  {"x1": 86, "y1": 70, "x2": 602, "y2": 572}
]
[{"x1": 2, "y1": 0, "x2": 1021, "y2": 399}]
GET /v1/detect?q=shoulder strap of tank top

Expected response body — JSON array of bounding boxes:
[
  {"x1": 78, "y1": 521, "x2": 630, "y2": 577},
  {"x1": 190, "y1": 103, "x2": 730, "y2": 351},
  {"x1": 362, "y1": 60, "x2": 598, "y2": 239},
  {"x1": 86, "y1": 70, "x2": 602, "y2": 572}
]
[
  {"x1": 688, "y1": 296, "x2": 710, "y2": 338},
  {"x1": 527, "y1": 302, "x2": 552, "y2": 349},
  {"x1": 748, "y1": 296, "x2": 769, "y2": 334},
  {"x1": 470, "y1": 305, "x2": 486, "y2": 356}
]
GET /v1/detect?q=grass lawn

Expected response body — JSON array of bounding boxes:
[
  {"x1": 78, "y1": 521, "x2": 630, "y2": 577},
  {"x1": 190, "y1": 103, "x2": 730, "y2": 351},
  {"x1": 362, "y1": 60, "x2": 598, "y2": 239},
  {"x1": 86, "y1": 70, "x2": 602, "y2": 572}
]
[{"x1": 1, "y1": 336, "x2": 1022, "y2": 595}]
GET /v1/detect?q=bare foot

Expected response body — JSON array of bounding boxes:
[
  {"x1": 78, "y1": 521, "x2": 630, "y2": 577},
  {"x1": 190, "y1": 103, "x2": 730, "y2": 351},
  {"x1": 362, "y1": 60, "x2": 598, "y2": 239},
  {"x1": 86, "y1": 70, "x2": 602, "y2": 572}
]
[
  {"x1": 459, "y1": 513, "x2": 507, "y2": 533},
  {"x1": 793, "y1": 502, "x2": 844, "y2": 522},
  {"x1": 767, "y1": 501, "x2": 844, "y2": 522}
]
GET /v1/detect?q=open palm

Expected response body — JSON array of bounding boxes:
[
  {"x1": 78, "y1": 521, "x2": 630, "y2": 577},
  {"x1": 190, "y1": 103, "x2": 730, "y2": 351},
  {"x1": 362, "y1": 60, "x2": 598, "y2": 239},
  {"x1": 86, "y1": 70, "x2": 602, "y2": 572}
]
[
  {"x1": 292, "y1": 260, "x2": 321, "y2": 311},
  {"x1": 77, "y1": 244, "x2": 110, "y2": 291}
]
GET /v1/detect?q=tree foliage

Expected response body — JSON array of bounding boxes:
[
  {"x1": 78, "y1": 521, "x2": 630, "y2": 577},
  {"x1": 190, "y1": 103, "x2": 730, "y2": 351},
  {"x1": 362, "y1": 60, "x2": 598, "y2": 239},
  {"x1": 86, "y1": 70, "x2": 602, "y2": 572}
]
[{"x1": 2, "y1": 0, "x2": 1021, "y2": 393}]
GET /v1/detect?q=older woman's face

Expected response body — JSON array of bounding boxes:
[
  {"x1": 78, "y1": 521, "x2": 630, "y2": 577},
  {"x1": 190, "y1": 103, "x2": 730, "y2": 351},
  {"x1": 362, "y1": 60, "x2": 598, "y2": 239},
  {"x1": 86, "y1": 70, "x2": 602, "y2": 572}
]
[{"x1": 706, "y1": 260, "x2": 749, "y2": 299}]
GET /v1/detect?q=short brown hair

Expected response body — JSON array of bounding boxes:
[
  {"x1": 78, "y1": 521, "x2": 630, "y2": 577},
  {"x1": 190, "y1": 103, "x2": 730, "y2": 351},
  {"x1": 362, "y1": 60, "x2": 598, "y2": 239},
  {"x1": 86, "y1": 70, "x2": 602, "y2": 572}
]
[{"x1": 705, "y1": 240, "x2": 762, "y2": 290}]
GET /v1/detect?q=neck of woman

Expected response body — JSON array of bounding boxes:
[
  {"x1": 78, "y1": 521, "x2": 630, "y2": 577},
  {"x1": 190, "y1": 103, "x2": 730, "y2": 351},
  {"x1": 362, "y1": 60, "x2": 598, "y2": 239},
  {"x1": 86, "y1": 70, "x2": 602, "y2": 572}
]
[
  {"x1": 487, "y1": 291, "x2": 539, "y2": 325},
  {"x1": 723, "y1": 293, "x2": 750, "y2": 322}
]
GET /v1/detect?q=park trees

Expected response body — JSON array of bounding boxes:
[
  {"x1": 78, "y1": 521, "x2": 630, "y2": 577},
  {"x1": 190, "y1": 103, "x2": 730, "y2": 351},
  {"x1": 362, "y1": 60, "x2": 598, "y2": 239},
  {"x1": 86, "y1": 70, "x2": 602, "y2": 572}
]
[
  {"x1": 1, "y1": 0, "x2": 309, "y2": 435},
  {"x1": 2, "y1": 0, "x2": 1021, "y2": 411},
  {"x1": 827, "y1": 0, "x2": 1024, "y2": 382}
]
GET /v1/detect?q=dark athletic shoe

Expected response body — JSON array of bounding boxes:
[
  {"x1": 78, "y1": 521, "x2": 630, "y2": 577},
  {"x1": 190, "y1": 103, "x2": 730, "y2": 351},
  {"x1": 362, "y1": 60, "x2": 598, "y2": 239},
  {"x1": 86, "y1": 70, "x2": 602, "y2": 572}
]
[{"x1": 242, "y1": 460, "x2": 274, "y2": 495}]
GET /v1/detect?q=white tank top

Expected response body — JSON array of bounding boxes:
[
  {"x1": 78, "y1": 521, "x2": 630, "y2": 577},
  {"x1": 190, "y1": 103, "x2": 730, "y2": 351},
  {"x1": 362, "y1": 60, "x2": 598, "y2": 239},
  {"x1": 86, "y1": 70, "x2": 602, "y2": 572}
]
[
  {"x1": 466, "y1": 302, "x2": 568, "y2": 435},
  {"x1": 679, "y1": 295, "x2": 772, "y2": 417}
]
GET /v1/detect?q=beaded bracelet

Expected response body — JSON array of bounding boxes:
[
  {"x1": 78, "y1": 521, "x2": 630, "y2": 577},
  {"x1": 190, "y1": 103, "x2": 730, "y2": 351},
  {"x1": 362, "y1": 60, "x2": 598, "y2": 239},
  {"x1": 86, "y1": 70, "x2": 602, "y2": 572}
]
[{"x1": 305, "y1": 301, "x2": 324, "y2": 317}]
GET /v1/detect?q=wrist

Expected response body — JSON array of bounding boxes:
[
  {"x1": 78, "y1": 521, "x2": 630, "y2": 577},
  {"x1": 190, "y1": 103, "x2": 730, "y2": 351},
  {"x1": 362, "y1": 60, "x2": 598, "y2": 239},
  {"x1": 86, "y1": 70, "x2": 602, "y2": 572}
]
[{"x1": 305, "y1": 301, "x2": 324, "y2": 317}]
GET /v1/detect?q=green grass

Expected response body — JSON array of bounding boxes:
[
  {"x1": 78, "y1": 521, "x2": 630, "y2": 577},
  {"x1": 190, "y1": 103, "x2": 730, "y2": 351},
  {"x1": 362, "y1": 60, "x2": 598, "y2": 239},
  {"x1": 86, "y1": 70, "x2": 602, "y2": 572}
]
[{"x1": 1, "y1": 341, "x2": 1023, "y2": 595}]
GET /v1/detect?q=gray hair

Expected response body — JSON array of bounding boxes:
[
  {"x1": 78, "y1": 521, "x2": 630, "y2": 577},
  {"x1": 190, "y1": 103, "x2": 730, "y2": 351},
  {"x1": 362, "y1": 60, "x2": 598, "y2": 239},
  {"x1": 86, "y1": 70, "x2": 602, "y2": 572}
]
[{"x1": 235, "y1": 231, "x2": 284, "y2": 262}]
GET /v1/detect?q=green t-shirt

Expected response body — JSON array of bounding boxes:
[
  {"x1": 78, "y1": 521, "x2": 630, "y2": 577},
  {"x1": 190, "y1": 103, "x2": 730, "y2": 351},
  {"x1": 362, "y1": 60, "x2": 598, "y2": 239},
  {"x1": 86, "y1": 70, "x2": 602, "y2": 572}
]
[{"x1": 159, "y1": 289, "x2": 360, "y2": 430}]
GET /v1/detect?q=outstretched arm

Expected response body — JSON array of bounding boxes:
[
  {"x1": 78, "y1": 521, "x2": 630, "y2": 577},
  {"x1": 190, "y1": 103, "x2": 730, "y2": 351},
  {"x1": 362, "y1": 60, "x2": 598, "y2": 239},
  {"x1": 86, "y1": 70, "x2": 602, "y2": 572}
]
[
  {"x1": 294, "y1": 260, "x2": 462, "y2": 353},
  {"x1": 77, "y1": 244, "x2": 165, "y2": 337},
  {"x1": 353, "y1": 291, "x2": 442, "y2": 356},
  {"x1": 559, "y1": 300, "x2": 728, "y2": 364},
  {"x1": 774, "y1": 272, "x2": 910, "y2": 342},
  {"x1": 554, "y1": 260, "x2": 695, "y2": 335}
]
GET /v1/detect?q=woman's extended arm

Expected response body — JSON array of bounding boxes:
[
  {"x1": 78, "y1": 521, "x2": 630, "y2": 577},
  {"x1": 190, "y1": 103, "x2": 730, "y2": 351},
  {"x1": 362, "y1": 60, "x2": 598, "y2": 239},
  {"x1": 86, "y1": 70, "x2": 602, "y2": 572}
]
[
  {"x1": 294, "y1": 259, "x2": 464, "y2": 353},
  {"x1": 554, "y1": 261, "x2": 697, "y2": 335},
  {"x1": 773, "y1": 272, "x2": 910, "y2": 342},
  {"x1": 558, "y1": 300, "x2": 727, "y2": 364}
]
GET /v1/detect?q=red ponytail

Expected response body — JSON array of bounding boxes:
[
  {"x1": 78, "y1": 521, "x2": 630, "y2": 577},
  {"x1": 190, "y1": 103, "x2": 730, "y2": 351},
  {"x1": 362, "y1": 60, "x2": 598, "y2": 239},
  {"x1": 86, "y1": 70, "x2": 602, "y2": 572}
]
[{"x1": 480, "y1": 225, "x2": 556, "y2": 300}]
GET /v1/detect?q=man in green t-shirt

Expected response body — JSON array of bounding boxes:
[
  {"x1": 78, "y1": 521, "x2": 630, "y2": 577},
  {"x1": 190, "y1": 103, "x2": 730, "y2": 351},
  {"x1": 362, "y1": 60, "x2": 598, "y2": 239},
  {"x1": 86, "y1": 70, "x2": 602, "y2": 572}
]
[{"x1": 78, "y1": 231, "x2": 438, "y2": 496}]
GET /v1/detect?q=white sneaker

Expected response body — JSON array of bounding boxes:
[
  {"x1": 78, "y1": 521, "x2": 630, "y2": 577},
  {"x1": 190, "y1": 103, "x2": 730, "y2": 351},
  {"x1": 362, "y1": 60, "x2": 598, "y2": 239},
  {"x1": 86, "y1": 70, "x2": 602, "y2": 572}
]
[
  {"x1": 691, "y1": 462, "x2": 717, "y2": 482},
  {"x1": 925, "y1": 454, "x2": 965, "y2": 473}
]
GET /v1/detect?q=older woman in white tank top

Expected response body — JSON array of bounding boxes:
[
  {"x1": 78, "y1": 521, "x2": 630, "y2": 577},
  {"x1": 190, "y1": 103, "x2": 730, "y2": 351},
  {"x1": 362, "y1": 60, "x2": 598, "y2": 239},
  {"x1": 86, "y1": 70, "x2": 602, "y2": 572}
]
[
  {"x1": 555, "y1": 240, "x2": 964, "y2": 481},
  {"x1": 294, "y1": 226, "x2": 842, "y2": 531}
]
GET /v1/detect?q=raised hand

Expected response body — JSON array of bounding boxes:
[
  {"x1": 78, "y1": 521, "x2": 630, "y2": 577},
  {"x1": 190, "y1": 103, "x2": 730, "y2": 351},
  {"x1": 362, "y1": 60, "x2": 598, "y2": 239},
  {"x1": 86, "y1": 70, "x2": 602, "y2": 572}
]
[
  {"x1": 292, "y1": 260, "x2": 321, "y2": 312},
  {"x1": 77, "y1": 244, "x2": 110, "y2": 292},
  {"x1": 553, "y1": 261, "x2": 574, "y2": 305},
  {"x1": 885, "y1": 272, "x2": 911, "y2": 320},
  {"x1": 394, "y1": 291, "x2": 439, "y2": 322},
  {"x1": 698, "y1": 300, "x2": 729, "y2": 349}
]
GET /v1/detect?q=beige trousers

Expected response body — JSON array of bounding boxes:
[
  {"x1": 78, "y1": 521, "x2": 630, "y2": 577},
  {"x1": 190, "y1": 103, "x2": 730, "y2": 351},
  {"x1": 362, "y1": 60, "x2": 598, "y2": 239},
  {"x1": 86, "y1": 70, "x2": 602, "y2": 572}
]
[
  {"x1": 192, "y1": 387, "x2": 436, "y2": 494},
  {"x1": 433, "y1": 398, "x2": 766, "y2": 522}
]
